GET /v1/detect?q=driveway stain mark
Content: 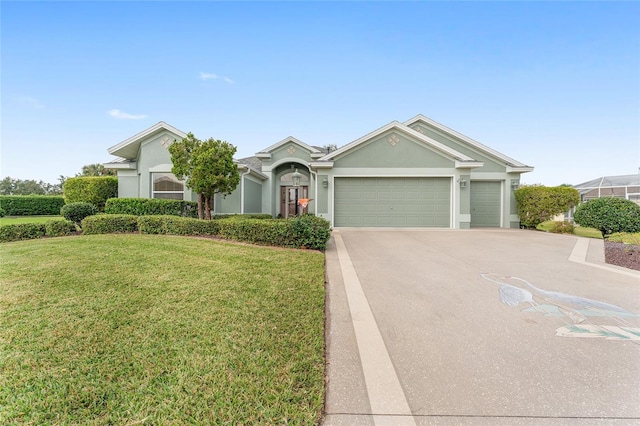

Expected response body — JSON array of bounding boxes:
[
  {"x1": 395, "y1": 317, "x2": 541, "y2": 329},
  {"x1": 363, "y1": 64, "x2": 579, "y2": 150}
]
[{"x1": 480, "y1": 273, "x2": 640, "y2": 341}]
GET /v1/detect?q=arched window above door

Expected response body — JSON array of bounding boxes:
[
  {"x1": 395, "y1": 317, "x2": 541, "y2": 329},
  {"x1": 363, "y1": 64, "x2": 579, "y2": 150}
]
[{"x1": 280, "y1": 171, "x2": 309, "y2": 182}]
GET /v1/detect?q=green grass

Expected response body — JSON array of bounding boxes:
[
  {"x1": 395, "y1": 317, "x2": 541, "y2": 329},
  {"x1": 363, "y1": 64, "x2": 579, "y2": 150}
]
[
  {"x1": 0, "y1": 215, "x2": 62, "y2": 226},
  {"x1": 536, "y1": 220, "x2": 603, "y2": 239},
  {"x1": 536, "y1": 221, "x2": 640, "y2": 242},
  {"x1": 0, "y1": 234, "x2": 325, "y2": 425}
]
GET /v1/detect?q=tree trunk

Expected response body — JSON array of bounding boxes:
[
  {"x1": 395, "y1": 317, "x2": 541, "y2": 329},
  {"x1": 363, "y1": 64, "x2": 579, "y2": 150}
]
[
  {"x1": 205, "y1": 196, "x2": 212, "y2": 220},
  {"x1": 197, "y1": 193, "x2": 205, "y2": 220}
]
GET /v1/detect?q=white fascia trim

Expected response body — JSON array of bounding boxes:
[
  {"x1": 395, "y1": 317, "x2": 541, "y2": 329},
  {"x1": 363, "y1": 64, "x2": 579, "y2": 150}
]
[
  {"x1": 506, "y1": 166, "x2": 535, "y2": 173},
  {"x1": 149, "y1": 164, "x2": 175, "y2": 173},
  {"x1": 310, "y1": 161, "x2": 334, "y2": 169},
  {"x1": 104, "y1": 161, "x2": 137, "y2": 169},
  {"x1": 455, "y1": 160, "x2": 484, "y2": 169},
  {"x1": 404, "y1": 114, "x2": 531, "y2": 168},
  {"x1": 237, "y1": 164, "x2": 268, "y2": 180},
  {"x1": 107, "y1": 121, "x2": 187, "y2": 156},
  {"x1": 310, "y1": 152, "x2": 325, "y2": 159},
  {"x1": 256, "y1": 153, "x2": 271, "y2": 159},
  {"x1": 319, "y1": 121, "x2": 475, "y2": 162},
  {"x1": 257, "y1": 136, "x2": 322, "y2": 155}
]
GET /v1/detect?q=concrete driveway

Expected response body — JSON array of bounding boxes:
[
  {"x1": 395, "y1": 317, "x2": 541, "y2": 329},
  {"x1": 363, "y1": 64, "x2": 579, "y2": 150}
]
[{"x1": 323, "y1": 229, "x2": 640, "y2": 425}]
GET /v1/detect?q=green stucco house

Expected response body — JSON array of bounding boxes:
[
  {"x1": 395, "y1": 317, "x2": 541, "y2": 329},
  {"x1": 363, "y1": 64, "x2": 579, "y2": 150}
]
[{"x1": 105, "y1": 114, "x2": 533, "y2": 228}]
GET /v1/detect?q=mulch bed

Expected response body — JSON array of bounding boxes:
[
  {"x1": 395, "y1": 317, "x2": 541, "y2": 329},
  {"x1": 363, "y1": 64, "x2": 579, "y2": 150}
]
[{"x1": 604, "y1": 240, "x2": 640, "y2": 271}]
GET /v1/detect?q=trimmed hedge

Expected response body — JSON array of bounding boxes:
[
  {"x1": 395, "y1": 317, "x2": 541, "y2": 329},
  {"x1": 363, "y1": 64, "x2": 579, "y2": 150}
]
[
  {"x1": 63, "y1": 177, "x2": 118, "y2": 211},
  {"x1": 213, "y1": 214, "x2": 273, "y2": 220},
  {"x1": 0, "y1": 223, "x2": 46, "y2": 243},
  {"x1": 218, "y1": 218, "x2": 295, "y2": 247},
  {"x1": 1, "y1": 212, "x2": 333, "y2": 250},
  {"x1": 82, "y1": 214, "x2": 139, "y2": 235},
  {"x1": 515, "y1": 186, "x2": 580, "y2": 228},
  {"x1": 290, "y1": 215, "x2": 332, "y2": 250},
  {"x1": 105, "y1": 198, "x2": 198, "y2": 218},
  {"x1": 0, "y1": 195, "x2": 65, "y2": 216},
  {"x1": 138, "y1": 215, "x2": 220, "y2": 236},
  {"x1": 217, "y1": 215, "x2": 332, "y2": 250},
  {"x1": 0, "y1": 207, "x2": 5, "y2": 217},
  {"x1": 45, "y1": 219, "x2": 76, "y2": 237}
]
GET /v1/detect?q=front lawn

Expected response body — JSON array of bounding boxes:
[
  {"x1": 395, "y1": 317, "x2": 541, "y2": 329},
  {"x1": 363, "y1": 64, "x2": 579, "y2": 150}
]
[
  {"x1": 0, "y1": 215, "x2": 62, "y2": 226},
  {"x1": 536, "y1": 220, "x2": 602, "y2": 239},
  {"x1": 0, "y1": 234, "x2": 325, "y2": 424}
]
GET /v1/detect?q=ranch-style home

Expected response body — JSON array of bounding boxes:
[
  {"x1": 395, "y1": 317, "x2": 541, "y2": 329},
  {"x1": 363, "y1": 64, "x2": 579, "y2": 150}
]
[{"x1": 105, "y1": 114, "x2": 533, "y2": 228}]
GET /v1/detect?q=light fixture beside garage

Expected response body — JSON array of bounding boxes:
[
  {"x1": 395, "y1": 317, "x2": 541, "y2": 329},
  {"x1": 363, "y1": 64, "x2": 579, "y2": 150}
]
[
  {"x1": 322, "y1": 177, "x2": 329, "y2": 188},
  {"x1": 458, "y1": 177, "x2": 467, "y2": 188},
  {"x1": 511, "y1": 180, "x2": 520, "y2": 191}
]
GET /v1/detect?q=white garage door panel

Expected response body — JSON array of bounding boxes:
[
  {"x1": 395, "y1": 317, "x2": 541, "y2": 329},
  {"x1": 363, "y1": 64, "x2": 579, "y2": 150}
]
[{"x1": 334, "y1": 177, "x2": 451, "y2": 227}]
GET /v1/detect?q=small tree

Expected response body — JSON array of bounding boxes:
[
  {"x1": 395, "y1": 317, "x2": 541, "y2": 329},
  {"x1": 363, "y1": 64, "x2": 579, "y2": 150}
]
[
  {"x1": 169, "y1": 133, "x2": 240, "y2": 220},
  {"x1": 514, "y1": 185, "x2": 580, "y2": 228},
  {"x1": 573, "y1": 197, "x2": 640, "y2": 238}
]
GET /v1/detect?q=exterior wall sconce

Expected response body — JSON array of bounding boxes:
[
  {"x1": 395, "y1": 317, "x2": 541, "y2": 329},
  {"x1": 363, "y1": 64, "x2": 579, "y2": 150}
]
[
  {"x1": 322, "y1": 178, "x2": 329, "y2": 188},
  {"x1": 511, "y1": 180, "x2": 520, "y2": 191},
  {"x1": 458, "y1": 177, "x2": 467, "y2": 188}
]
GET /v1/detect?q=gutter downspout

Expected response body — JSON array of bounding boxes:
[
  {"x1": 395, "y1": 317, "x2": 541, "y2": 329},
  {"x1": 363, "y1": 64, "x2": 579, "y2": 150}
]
[
  {"x1": 309, "y1": 168, "x2": 318, "y2": 216},
  {"x1": 240, "y1": 169, "x2": 250, "y2": 214}
]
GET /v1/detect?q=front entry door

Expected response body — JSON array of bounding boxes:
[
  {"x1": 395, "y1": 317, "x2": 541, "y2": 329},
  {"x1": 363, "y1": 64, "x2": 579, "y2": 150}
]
[{"x1": 280, "y1": 186, "x2": 309, "y2": 218}]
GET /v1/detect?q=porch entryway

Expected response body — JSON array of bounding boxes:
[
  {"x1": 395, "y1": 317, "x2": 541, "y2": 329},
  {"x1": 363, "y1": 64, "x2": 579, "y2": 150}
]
[{"x1": 280, "y1": 186, "x2": 309, "y2": 218}]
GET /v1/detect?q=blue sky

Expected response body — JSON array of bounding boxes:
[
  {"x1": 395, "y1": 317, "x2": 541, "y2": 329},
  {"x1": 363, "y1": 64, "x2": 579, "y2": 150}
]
[{"x1": 2, "y1": 1, "x2": 639, "y2": 186}]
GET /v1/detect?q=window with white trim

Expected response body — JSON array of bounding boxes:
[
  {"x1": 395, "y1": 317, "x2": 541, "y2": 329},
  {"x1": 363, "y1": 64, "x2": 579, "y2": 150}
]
[{"x1": 152, "y1": 173, "x2": 184, "y2": 200}]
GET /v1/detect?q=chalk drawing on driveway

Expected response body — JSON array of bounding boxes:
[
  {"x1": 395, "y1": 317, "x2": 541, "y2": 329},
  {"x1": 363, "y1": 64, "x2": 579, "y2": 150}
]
[{"x1": 480, "y1": 273, "x2": 640, "y2": 341}]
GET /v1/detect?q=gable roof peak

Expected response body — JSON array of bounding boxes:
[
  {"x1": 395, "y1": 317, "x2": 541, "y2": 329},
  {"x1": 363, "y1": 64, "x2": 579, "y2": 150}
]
[
  {"x1": 257, "y1": 136, "x2": 322, "y2": 155},
  {"x1": 107, "y1": 121, "x2": 187, "y2": 160},
  {"x1": 319, "y1": 120, "x2": 475, "y2": 162},
  {"x1": 403, "y1": 114, "x2": 530, "y2": 168}
]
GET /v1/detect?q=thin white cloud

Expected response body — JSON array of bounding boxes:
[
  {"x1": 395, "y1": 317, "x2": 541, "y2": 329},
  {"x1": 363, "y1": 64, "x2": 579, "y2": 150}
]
[
  {"x1": 18, "y1": 96, "x2": 44, "y2": 109},
  {"x1": 200, "y1": 72, "x2": 219, "y2": 80},
  {"x1": 108, "y1": 109, "x2": 148, "y2": 120},
  {"x1": 200, "y1": 72, "x2": 234, "y2": 83}
]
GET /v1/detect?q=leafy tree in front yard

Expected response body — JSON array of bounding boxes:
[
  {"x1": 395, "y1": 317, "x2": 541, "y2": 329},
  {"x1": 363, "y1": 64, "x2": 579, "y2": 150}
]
[
  {"x1": 169, "y1": 133, "x2": 240, "y2": 220},
  {"x1": 515, "y1": 185, "x2": 580, "y2": 228},
  {"x1": 573, "y1": 197, "x2": 640, "y2": 238}
]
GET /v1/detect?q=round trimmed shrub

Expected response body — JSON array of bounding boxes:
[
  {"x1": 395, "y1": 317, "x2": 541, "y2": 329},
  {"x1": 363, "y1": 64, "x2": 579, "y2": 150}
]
[
  {"x1": 61, "y1": 202, "x2": 98, "y2": 226},
  {"x1": 574, "y1": 197, "x2": 640, "y2": 238}
]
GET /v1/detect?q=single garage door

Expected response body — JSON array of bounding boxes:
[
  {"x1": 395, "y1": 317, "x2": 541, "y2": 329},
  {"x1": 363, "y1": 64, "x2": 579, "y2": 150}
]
[
  {"x1": 334, "y1": 177, "x2": 451, "y2": 227},
  {"x1": 470, "y1": 181, "x2": 501, "y2": 227}
]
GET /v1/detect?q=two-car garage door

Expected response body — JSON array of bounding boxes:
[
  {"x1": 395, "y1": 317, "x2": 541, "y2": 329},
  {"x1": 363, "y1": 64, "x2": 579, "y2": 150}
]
[{"x1": 334, "y1": 177, "x2": 451, "y2": 227}]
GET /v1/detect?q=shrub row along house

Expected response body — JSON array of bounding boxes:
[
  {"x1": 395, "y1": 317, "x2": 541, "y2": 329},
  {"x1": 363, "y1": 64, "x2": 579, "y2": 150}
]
[{"x1": 105, "y1": 115, "x2": 533, "y2": 228}]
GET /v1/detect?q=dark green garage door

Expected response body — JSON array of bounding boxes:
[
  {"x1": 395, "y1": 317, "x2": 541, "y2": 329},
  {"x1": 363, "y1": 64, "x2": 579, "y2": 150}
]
[
  {"x1": 470, "y1": 181, "x2": 501, "y2": 227},
  {"x1": 334, "y1": 177, "x2": 451, "y2": 227}
]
